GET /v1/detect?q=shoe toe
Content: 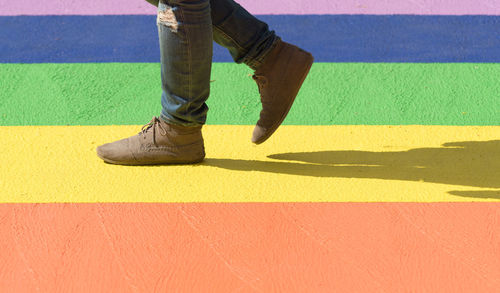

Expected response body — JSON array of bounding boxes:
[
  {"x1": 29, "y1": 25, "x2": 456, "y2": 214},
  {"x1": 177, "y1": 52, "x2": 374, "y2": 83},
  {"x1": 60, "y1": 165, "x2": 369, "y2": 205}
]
[
  {"x1": 251, "y1": 125, "x2": 268, "y2": 144},
  {"x1": 96, "y1": 138, "x2": 134, "y2": 164},
  {"x1": 96, "y1": 143, "x2": 118, "y2": 162}
]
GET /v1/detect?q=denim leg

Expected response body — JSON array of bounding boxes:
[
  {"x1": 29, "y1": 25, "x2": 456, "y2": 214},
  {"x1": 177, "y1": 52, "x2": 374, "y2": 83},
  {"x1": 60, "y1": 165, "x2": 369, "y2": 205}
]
[
  {"x1": 209, "y1": 0, "x2": 280, "y2": 69},
  {"x1": 147, "y1": 0, "x2": 279, "y2": 70},
  {"x1": 157, "y1": 0, "x2": 212, "y2": 126}
]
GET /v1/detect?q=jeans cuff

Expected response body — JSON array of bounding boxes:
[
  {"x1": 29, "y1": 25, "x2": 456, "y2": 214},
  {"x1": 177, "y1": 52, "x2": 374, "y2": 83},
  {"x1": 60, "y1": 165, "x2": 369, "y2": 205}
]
[
  {"x1": 245, "y1": 36, "x2": 281, "y2": 70},
  {"x1": 160, "y1": 112, "x2": 204, "y2": 127}
]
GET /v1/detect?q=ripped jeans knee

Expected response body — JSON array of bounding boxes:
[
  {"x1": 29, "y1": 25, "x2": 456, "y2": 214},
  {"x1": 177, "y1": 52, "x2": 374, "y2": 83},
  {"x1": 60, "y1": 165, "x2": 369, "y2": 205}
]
[{"x1": 157, "y1": 3, "x2": 179, "y2": 32}]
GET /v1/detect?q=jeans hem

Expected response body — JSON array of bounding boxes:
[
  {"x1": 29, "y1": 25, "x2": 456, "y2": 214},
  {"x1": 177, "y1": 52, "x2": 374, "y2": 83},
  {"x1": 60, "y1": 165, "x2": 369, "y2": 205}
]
[
  {"x1": 244, "y1": 36, "x2": 281, "y2": 70},
  {"x1": 160, "y1": 113, "x2": 205, "y2": 127}
]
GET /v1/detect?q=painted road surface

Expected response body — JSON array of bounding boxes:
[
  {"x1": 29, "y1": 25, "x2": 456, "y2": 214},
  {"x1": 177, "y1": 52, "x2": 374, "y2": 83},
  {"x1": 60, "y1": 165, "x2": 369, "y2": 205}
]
[
  {"x1": 1, "y1": 125, "x2": 499, "y2": 202},
  {"x1": 1, "y1": 63, "x2": 499, "y2": 126},
  {"x1": 2, "y1": 0, "x2": 500, "y2": 15},
  {"x1": 2, "y1": 15, "x2": 500, "y2": 63},
  {"x1": 1, "y1": 203, "x2": 499, "y2": 292},
  {"x1": 1, "y1": 0, "x2": 500, "y2": 292}
]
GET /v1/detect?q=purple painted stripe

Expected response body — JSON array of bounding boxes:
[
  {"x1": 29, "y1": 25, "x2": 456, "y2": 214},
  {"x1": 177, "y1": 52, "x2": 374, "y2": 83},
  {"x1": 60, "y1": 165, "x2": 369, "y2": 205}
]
[{"x1": 1, "y1": 0, "x2": 500, "y2": 16}]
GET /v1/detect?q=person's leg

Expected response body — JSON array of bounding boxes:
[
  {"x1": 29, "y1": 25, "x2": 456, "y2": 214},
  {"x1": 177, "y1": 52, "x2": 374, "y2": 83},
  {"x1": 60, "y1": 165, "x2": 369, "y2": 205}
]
[
  {"x1": 209, "y1": 0, "x2": 314, "y2": 144},
  {"x1": 158, "y1": 0, "x2": 213, "y2": 126},
  {"x1": 96, "y1": 0, "x2": 211, "y2": 165},
  {"x1": 209, "y1": 0, "x2": 279, "y2": 69}
]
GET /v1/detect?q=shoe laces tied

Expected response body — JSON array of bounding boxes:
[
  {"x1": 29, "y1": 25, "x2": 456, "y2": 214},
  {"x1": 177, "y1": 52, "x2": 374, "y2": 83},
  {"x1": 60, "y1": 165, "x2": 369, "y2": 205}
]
[{"x1": 140, "y1": 117, "x2": 168, "y2": 145}]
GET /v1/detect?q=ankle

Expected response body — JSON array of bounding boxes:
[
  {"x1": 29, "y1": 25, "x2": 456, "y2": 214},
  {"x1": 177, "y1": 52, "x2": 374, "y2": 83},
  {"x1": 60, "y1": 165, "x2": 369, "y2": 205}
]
[
  {"x1": 249, "y1": 39, "x2": 283, "y2": 71},
  {"x1": 253, "y1": 39, "x2": 284, "y2": 72},
  {"x1": 159, "y1": 117, "x2": 202, "y2": 133}
]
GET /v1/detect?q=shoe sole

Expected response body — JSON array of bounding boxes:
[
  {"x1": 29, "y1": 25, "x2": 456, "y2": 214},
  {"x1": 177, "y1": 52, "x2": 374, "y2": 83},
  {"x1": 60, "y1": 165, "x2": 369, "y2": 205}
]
[
  {"x1": 99, "y1": 157, "x2": 205, "y2": 166},
  {"x1": 97, "y1": 152, "x2": 205, "y2": 166},
  {"x1": 253, "y1": 50, "x2": 314, "y2": 145}
]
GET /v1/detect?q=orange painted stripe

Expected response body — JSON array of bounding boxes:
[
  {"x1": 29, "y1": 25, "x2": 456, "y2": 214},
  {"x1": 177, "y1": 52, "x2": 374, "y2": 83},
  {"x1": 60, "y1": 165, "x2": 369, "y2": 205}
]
[{"x1": 1, "y1": 203, "x2": 499, "y2": 292}]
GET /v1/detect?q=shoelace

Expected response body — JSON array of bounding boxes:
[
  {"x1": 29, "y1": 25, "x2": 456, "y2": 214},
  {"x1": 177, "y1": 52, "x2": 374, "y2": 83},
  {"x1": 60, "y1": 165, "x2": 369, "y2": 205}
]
[{"x1": 140, "y1": 117, "x2": 168, "y2": 145}]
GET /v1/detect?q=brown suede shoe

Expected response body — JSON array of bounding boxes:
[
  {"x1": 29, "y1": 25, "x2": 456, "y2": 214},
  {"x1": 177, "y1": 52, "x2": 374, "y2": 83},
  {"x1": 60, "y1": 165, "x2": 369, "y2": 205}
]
[
  {"x1": 96, "y1": 117, "x2": 205, "y2": 165},
  {"x1": 251, "y1": 40, "x2": 314, "y2": 144}
]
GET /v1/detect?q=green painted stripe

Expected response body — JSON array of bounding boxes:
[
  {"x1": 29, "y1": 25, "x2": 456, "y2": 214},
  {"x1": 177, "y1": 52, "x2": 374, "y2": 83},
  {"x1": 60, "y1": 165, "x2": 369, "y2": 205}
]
[{"x1": 1, "y1": 63, "x2": 499, "y2": 126}]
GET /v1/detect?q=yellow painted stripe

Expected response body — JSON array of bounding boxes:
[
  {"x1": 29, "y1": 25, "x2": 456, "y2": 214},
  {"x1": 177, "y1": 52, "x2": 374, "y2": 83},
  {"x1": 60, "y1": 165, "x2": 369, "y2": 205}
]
[{"x1": 1, "y1": 125, "x2": 499, "y2": 203}]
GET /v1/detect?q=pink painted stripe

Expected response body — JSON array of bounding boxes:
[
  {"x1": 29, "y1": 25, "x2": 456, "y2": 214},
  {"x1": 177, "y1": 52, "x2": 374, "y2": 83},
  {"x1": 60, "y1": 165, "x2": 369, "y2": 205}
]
[{"x1": 1, "y1": 0, "x2": 500, "y2": 16}]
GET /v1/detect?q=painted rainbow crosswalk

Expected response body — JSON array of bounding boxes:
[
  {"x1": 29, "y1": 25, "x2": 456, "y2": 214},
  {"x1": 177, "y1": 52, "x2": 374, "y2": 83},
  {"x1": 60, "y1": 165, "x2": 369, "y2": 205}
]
[{"x1": 1, "y1": 0, "x2": 499, "y2": 292}]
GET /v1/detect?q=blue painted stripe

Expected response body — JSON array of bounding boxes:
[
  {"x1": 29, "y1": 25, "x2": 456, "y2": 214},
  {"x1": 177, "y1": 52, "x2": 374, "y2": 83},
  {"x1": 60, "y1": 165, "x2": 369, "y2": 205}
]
[{"x1": 1, "y1": 15, "x2": 499, "y2": 63}]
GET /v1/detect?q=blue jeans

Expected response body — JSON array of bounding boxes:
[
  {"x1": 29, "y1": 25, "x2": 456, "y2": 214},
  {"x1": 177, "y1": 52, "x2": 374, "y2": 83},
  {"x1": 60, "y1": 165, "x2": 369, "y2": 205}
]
[{"x1": 153, "y1": 0, "x2": 279, "y2": 126}]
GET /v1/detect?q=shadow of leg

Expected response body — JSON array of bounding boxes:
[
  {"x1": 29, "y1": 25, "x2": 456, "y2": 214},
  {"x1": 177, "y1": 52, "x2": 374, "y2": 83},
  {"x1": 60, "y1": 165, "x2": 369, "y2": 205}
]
[{"x1": 267, "y1": 140, "x2": 500, "y2": 189}]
